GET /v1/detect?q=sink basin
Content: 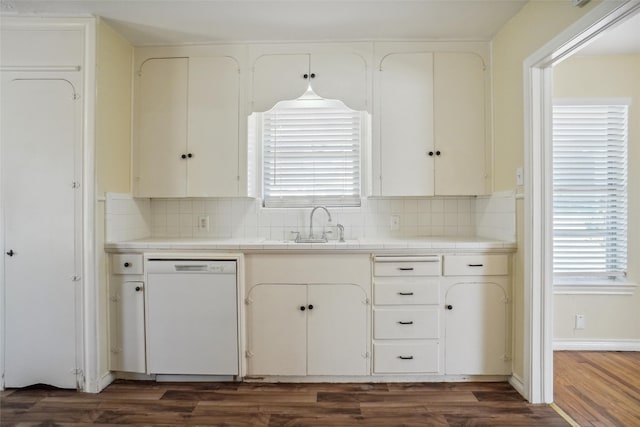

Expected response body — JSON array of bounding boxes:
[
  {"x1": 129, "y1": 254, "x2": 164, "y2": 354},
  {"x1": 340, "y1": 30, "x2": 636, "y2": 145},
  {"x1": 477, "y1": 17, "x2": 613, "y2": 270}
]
[{"x1": 294, "y1": 237, "x2": 329, "y2": 243}]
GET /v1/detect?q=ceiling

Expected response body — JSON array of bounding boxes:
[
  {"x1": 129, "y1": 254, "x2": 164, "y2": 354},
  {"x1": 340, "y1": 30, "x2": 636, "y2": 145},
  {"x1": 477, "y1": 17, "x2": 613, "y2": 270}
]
[{"x1": 0, "y1": 0, "x2": 529, "y2": 45}]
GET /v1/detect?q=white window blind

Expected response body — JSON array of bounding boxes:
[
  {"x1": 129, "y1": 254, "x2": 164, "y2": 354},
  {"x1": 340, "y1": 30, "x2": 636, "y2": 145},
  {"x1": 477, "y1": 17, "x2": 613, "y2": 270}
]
[
  {"x1": 552, "y1": 103, "x2": 628, "y2": 277},
  {"x1": 262, "y1": 94, "x2": 362, "y2": 208}
]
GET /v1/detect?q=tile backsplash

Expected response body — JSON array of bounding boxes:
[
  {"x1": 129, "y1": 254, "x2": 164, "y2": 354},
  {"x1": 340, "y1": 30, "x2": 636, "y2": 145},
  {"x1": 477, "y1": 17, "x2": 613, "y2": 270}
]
[{"x1": 105, "y1": 192, "x2": 516, "y2": 242}]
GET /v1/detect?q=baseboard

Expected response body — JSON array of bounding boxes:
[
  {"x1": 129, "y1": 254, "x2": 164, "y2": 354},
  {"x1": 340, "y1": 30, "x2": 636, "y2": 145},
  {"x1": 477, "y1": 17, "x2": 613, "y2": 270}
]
[
  {"x1": 99, "y1": 372, "x2": 116, "y2": 392},
  {"x1": 554, "y1": 339, "x2": 640, "y2": 351},
  {"x1": 509, "y1": 373, "x2": 526, "y2": 399}
]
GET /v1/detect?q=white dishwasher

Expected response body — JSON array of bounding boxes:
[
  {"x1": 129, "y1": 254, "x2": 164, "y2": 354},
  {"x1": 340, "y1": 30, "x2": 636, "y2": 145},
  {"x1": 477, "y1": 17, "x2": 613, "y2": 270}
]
[{"x1": 145, "y1": 258, "x2": 238, "y2": 376}]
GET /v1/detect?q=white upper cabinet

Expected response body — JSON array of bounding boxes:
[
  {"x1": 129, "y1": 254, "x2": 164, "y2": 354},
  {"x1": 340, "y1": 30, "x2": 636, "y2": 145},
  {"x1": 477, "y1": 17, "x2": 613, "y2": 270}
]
[
  {"x1": 433, "y1": 52, "x2": 487, "y2": 195},
  {"x1": 136, "y1": 57, "x2": 189, "y2": 197},
  {"x1": 134, "y1": 55, "x2": 240, "y2": 197},
  {"x1": 374, "y1": 48, "x2": 490, "y2": 197},
  {"x1": 251, "y1": 51, "x2": 368, "y2": 112},
  {"x1": 187, "y1": 57, "x2": 240, "y2": 197},
  {"x1": 379, "y1": 52, "x2": 435, "y2": 196}
]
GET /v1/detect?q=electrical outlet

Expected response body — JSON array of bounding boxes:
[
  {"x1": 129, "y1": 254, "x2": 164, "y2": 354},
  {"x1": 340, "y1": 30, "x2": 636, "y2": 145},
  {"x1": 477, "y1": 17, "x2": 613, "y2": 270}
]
[
  {"x1": 390, "y1": 215, "x2": 400, "y2": 231},
  {"x1": 198, "y1": 215, "x2": 210, "y2": 231},
  {"x1": 575, "y1": 314, "x2": 586, "y2": 330}
]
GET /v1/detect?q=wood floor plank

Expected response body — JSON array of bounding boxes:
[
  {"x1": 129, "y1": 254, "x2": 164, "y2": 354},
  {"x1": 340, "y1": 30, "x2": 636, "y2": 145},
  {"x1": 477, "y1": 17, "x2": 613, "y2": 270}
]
[
  {"x1": 554, "y1": 351, "x2": 640, "y2": 427},
  {"x1": 1, "y1": 379, "x2": 572, "y2": 426}
]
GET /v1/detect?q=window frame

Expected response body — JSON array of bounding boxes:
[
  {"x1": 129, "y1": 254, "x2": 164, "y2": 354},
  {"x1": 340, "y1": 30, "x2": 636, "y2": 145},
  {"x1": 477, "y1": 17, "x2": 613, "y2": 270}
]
[{"x1": 551, "y1": 98, "x2": 630, "y2": 285}]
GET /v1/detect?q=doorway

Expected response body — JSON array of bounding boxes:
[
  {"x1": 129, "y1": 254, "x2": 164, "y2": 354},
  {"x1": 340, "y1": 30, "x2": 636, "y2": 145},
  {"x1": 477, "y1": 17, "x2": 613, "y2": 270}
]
[{"x1": 523, "y1": 0, "x2": 640, "y2": 405}]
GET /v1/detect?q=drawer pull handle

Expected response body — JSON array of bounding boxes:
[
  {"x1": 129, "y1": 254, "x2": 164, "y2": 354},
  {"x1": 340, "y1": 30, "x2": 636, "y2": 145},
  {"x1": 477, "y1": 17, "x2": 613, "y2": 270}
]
[
  {"x1": 398, "y1": 355, "x2": 414, "y2": 360},
  {"x1": 398, "y1": 267, "x2": 414, "y2": 271},
  {"x1": 398, "y1": 292, "x2": 414, "y2": 296},
  {"x1": 468, "y1": 264, "x2": 484, "y2": 267},
  {"x1": 398, "y1": 321, "x2": 414, "y2": 325}
]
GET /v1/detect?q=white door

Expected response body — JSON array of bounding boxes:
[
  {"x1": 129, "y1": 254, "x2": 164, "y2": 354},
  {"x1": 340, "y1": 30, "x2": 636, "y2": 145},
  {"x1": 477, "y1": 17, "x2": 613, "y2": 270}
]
[
  {"x1": 109, "y1": 279, "x2": 145, "y2": 373},
  {"x1": 187, "y1": 57, "x2": 240, "y2": 197},
  {"x1": 433, "y1": 52, "x2": 488, "y2": 195},
  {"x1": 311, "y1": 53, "x2": 368, "y2": 111},
  {"x1": 251, "y1": 54, "x2": 310, "y2": 112},
  {"x1": 379, "y1": 52, "x2": 434, "y2": 196},
  {"x1": 135, "y1": 57, "x2": 188, "y2": 197},
  {"x1": 444, "y1": 281, "x2": 511, "y2": 375},
  {"x1": 246, "y1": 284, "x2": 307, "y2": 376},
  {"x1": 1, "y1": 76, "x2": 81, "y2": 389},
  {"x1": 307, "y1": 284, "x2": 368, "y2": 375}
]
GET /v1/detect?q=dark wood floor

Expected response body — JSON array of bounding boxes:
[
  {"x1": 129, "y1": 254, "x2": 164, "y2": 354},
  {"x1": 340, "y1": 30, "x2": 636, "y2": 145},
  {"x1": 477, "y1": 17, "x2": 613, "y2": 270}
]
[
  {"x1": 554, "y1": 351, "x2": 640, "y2": 427},
  {"x1": 1, "y1": 380, "x2": 567, "y2": 426}
]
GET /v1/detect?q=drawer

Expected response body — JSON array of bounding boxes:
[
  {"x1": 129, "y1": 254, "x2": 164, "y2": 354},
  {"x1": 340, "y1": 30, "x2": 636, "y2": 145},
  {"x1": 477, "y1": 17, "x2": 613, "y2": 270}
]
[
  {"x1": 374, "y1": 256, "x2": 441, "y2": 277},
  {"x1": 374, "y1": 279, "x2": 439, "y2": 305},
  {"x1": 443, "y1": 254, "x2": 509, "y2": 276},
  {"x1": 374, "y1": 308, "x2": 439, "y2": 339},
  {"x1": 111, "y1": 254, "x2": 143, "y2": 275},
  {"x1": 374, "y1": 341, "x2": 439, "y2": 374}
]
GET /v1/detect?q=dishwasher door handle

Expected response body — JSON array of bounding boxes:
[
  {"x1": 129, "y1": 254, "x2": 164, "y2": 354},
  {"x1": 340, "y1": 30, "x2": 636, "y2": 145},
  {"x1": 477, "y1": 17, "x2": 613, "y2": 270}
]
[{"x1": 174, "y1": 265, "x2": 209, "y2": 272}]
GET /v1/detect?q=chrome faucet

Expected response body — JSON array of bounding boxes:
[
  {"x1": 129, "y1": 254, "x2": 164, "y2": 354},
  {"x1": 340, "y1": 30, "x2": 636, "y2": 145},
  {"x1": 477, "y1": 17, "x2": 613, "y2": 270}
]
[{"x1": 309, "y1": 206, "x2": 332, "y2": 239}]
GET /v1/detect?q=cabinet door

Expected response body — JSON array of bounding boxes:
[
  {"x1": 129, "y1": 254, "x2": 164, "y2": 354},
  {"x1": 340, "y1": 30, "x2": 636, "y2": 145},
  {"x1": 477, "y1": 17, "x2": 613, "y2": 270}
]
[
  {"x1": 136, "y1": 58, "x2": 188, "y2": 197},
  {"x1": 379, "y1": 52, "x2": 434, "y2": 196},
  {"x1": 187, "y1": 57, "x2": 240, "y2": 196},
  {"x1": 433, "y1": 53, "x2": 487, "y2": 195},
  {"x1": 444, "y1": 280, "x2": 511, "y2": 375},
  {"x1": 311, "y1": 53, "x2": 367, "y2": 111},
  {"x1": 252, "y1": 54, "x2": 310, "y2": 112},
  {"x1": 307, "y1": 284, "x2": 368, "y2": 376},
  {"x1": 246, "y1": 284, "x2": 307, "y2": 376},
  {"x1": 109, "y1": 279, "x2": 145, "y2": 373}
]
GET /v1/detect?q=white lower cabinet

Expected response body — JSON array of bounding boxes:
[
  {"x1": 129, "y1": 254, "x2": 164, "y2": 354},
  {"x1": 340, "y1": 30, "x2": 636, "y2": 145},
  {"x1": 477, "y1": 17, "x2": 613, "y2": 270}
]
[
  {"x1": 246, "y1": 283, "x2": 368, "y2": 376},
  {"x1": 372, "y1": 256, "x2": 442, "y2": 375},
  {"x1": 442, "y1": 254, "x2": 512, "y2": 375},
  {"x1": 245, "y1": 254, "x2": 371, "y2": 377},
  {"x1": 108, "y1": 254, "x2": 146, "y2": 373}
]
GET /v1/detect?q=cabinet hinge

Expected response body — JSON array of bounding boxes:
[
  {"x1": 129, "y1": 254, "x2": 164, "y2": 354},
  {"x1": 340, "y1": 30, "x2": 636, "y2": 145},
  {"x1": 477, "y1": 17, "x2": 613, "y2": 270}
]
[
  {"x1": 245, "y1": 350, "x2": 254, "y2": 358},
  {"x1": 110, "y1": 347, "x2": 121, "y2": 354},
  {"x1": 245, "y1": 297, "x2": 253, "y2": 305},
  {"x1": 71, "y1": 275, "x2": 81, "y2": 282},
  {"x1": 502, "y1": 354, "x2": 512, "y2": 361},
  {"x1": 71, "y1": 181, "x2": 80, "y2": 189},
  {"x1": 502, "y1": 296, "x2": 510, "y2": 304},
  {"x1": 364, "y1": 298, "x2": 370, "y2": 305},
  {"x1": 73, "y1": 93, "x2": 81, "y2": 101},
  {"x1": 364, "y1": 352, "x2": 370, "y2": 359},
  {"x1": 109, "y1": 295, "x2": 119, "y2": 302}
]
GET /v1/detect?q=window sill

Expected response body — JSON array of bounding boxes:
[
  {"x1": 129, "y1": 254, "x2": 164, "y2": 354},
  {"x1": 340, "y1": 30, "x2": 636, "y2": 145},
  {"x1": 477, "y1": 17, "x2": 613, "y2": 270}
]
[{"x1": 554, "y1": 278, "x2": 637, "y2": 295}]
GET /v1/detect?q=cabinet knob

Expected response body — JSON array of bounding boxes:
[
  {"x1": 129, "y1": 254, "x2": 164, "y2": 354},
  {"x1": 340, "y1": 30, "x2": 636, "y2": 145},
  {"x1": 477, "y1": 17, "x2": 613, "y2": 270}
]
[
  {"x1": 135, "y1": 286, "x2": 142, "y2": 292},
  {"x1": 310, "y1": 73, "x2": 316, "y2": 78},
  {"x1": 124, "y1": 262, "x2": 131, "y2": 267},
  {"x1": 446, "y1": 304, "x2": 453, "y2": 310},
  {"x1": 428, "y1": 151, "x2": 434, "y2": 156},
  {"x1": 187, "y1": 153, "x2": 193, "y2": 158},
  {"x1": 436, "y1": 150, "x2": 441, "y2": 156},
  {"x1": 181, "y1": 154, "x2": 187, "y2": 159},
  {"x1": 300, "y1": 305, "x2": 306, "y2": 311},
  {"x1": 303, "y1": 73, "x2": 309, "y2": 79},
  {"x1": 6, "y1": 249, "x2": 15, "y2": 257},
  {"x1": 308, "y1": 304, "x2": 314, "y2": 310}
]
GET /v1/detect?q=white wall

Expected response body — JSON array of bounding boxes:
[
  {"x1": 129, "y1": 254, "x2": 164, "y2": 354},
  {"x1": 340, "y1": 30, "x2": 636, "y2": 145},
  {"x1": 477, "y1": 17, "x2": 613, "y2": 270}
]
[
  {"x1": 491, "y1": 0, "x2": 602, "y2": 379},
  {"x1": 553, "y1": 54, "x2": 640, "y2": 347},
  {"x1": 95, "y1": 19, "x2": 133, "y2": 385}
]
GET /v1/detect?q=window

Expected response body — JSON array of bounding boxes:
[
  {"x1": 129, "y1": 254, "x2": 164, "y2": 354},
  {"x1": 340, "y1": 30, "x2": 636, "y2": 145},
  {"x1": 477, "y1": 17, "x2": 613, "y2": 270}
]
[
  {"x1": 254, "y1": 88, "x2": 365, "y2": 208},
  {"x1": 552, "y1": 101, "x2": 628, "y2": 278}
]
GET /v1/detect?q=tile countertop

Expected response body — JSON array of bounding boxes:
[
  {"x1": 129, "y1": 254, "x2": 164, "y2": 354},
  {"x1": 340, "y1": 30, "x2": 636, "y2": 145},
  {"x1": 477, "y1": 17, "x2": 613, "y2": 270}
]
[{"x1": 105, "y1": 236, "x2": 516, "y2": 253}]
